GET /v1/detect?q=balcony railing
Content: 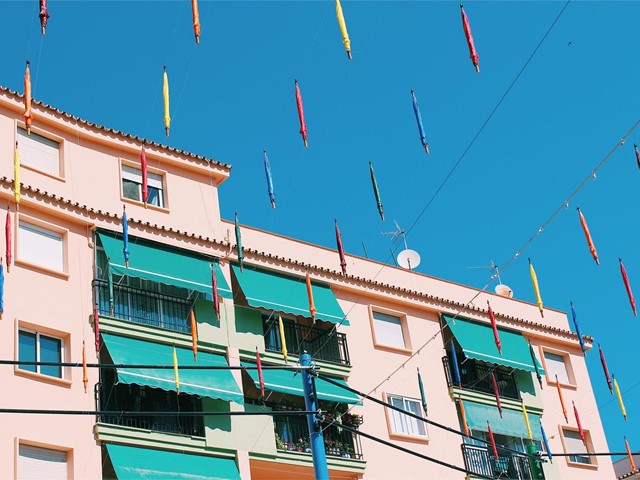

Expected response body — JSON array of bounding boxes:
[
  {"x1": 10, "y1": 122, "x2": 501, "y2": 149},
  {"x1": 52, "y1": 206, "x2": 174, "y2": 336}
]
[
  {"x1": 461, "y1": 444, "x2": 542, "y2": 480},
  {"x1": 273, "y1": 411, "x2": 363, "y2": 460},
  {"x1": 442, "y1": 356, "x2": 521, "y2": 400},
  {"x1": 264, "y1": 318, "x2": 350, "y2": 366},
  {"x1": 93, "y1": 279, "x2": 192, "y2": 333}
]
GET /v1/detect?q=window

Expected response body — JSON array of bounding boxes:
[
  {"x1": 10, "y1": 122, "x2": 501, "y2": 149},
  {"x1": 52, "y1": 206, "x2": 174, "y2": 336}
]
[
  {"x1": 562, "y1": 428, "x2": 594, "y2": 466},
  {"x1": 121, "y1": 164, "x2": 165, "y2": 207},
  {"x1": 17, "y1": 127, "x2": 61, "y2": 177},
  {"x1": 371, "y1": 310, "x2": 408, "y2": 350},
  {"x1": 18, "y1": 221, "x2": 64, "y2": 272},
  {"x1": 386, "y1": 394, "x2": 427, "y2": 438},
  {"x1": 18, "y1": 329, "x2": 63, "y2": 378},
  {"x1": 544, "y1": 351, "x2": 571, "y2": 385},
  {"x1": 18, "y1": 444, "x2": 68, "y2": 480}
]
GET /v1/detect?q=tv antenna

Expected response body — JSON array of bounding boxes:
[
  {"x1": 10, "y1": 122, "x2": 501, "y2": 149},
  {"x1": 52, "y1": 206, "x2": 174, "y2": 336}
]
[
  {"x1": 382, "y1": 220, "x2": 421, "y2": 270},
  {"x1": 466, "y1": 260, "x2": 513, "y2": 297}
]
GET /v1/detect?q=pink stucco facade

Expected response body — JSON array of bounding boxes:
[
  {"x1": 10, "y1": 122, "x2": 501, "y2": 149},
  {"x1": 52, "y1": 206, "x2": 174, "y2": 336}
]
[{"x1": 0, "y1": 87, "x2": 614, "y2": 479}]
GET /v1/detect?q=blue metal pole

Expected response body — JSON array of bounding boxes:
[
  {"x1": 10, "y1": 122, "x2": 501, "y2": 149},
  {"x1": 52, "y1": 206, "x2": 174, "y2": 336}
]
[{"x1": 300, "y1": 352, "x2": 329, "y2": 480}]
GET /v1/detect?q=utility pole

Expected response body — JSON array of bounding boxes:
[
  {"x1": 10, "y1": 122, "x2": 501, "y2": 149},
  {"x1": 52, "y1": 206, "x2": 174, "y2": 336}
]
[{"x1": 300, "y1": 352, "x2": 329, "y2": 480}]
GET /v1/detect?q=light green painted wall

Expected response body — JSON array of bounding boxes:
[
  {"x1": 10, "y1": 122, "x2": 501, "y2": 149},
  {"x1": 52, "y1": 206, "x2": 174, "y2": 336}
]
[
  {"x1": 231, "y1": 305, "x2": 265, "y2": 352},
  {"x1": 516, "y1": 370, "x2": 544, "y2": 410}
]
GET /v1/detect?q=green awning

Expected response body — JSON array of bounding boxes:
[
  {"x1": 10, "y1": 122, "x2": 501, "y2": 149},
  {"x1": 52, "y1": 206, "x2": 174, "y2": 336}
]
[
  {"x1": 102, "y1": 334, "x2": 243, "y2": 404},
  {"x1": 97, "y1": 231, "x2": 232, "y2": 298},
  {"x1": 443, "y1": 315, "x2": 544, "y2": 374},
  {"x1": 462, "y1": 401, "x2": 542, "y2": 441},
  {"x1": 105, "y1": 444, "x2": 241, "y2": 480},
  {"x1": 242, "y1": 362, "x2": 360, "y2": 404},
  {"x1": 231, "y1": 264, "x2": 349, "y2": 326}
]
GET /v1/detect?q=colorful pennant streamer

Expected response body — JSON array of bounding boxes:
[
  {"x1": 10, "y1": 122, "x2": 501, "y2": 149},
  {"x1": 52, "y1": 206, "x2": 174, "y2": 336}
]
[
  {"x1": 256, "y1": 347, "x2": 265, "y2": 398},
  {"x1": 635, "y1": 144, "x2": 640, "y2": 171},
  {"x1": 140, "y1": 143, "x2": 149, "y2": 207},
  {"x1": 598, "y1": 343, "x2": 613, "y2": 394},
  {"x1": 369, "y1": 161, "x2": 384, "y2": 221},
  {"x1": 107, "y1": 262, "x2": 115, "y2": 316},
  {"x1": 263, "y1": 149, "x2": 276, "y2": 209},
  {"x1": 23, "y1": 60, "x2": 33, "y2": 134},
  {"x1": 335, "y1": 219, "x2": 347, "y2": 275},
  {"x1": 540, "y1": 424, "x2": 552, "y2": 463},
  {"x1": 410, "y1": 89, "x2": 429, "y2": 154},
  {"x1": 191, "y1": 0, "x2": 201, "y2": 44},
  {"x1": 619, "y1": 258, "x2": 637, "y2": 316},
  {"x1": 39, "y1": 0, "x2": 50, "y2": 35},
  {"x1": 14, "y1": 142, "x2": 20, "y2": 205},
  {"x1": 528, "y1": 258, "x2": 544, "y2": 317},
  {"x1": 450, "y1": 341, "x2": 461, "y2": 386},
  {"x1": 173, "y1": 345, "x2": 180, "y2": 391},
  {"x1": 294, "y1": 80, "x2": 308, "y2": 147},
  {"x1": 556, "y1": 375, "x2": 568, "y2": 423},
  {"x1": 528, "y1": 341, "x2": 543, "y2": 389},
  {"x1": 460, "y1": 4, "x2": 480, "y2": 73},
  {"x1": 625, "y1": 437, "x2": 637, "y2": 472},
  {"x1": 82, "y1": 341, "x2": 88, "y2": 393},
  {"x1": 211, "y1": 263, "x2": 220, "y2": 317},
  {"x1": 491, "y1": 371, "x2": 503, "y2": 418},
  {"x1": 569, "y1": 302, "x2": 586, "y2": 356},
  {"x1": 335, "y1": 0, "x2": 351, "y2": 60},
  {"x1": 572, "y1": 401, "x2": 586, "y2": 447},
  {"x1": 613, "y1": 375, "x2": 627, "y2": 421},
  {"x1": 576, "y1": 207, "x2": 599, "y2": 265},
  {"x1": 306, "y1": 272, "x2": 317, "y2": 321},
  {"x1": 190, "y1": 309, "x2": 198, "y2": 361},
  {"x1": 458, "y1": 397, "x2": 470, "y2": 437},
  {"x1": 122, "y1": 205, "x2": 129, "y2": 268},
  {"x1": 522, "y1": 402, "x2": 533, "y2": 441},
  {"x1": 93, "y1": 303, "x2": 100, "y2": 353},
  {"x1": 235, "y1": 212, "x2": 244, "y2": 271},
  {"x1": 5, "y1": 207, "x2": 11, "y2": 273},
  {"x1": 487, "y1": 422, "x2": 499, "y2": 459},
  {"x1": 0, "y1": 260, "x2": 4, "y2": 318},
  {"x1": 278, "y1": 315, "x2": 288, "y2": 364},
  {"x1": 417, "y1": 367, "x2": 428, "y2": 416},
  {"x1": 487, "y1": 301, "x2": 501, "y2": 354},
  {"x1": 163, "y1": 66, "x2": 171, "y2": 137}
]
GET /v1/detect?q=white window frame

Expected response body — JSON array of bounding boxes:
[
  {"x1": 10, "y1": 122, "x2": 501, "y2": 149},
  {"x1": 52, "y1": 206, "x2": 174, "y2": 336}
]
[
  {"x1": 385, "y1": 394, "x2": 428, "y2": 439},
  {"x1": 17, "y1": 328, "x2": 65, "y2": 379},
  {"x1": 18, "y1": 443, "x2": 68, "y2": 480},
  {"x1": 17, "y1": 220, "x2": 65, "y2": 273},
  {"x1": 17, "y1": 126, "x2": 63, "y2": 178},
  {"x1": 370, "y1": 307, "x2": 410, "y2": 352},
  {"x1": 121, "y1": 163, "x2": 165, "y2": 208},
  {"x1": 561, "y1": 427, "x2": 596, "y2": 467}
]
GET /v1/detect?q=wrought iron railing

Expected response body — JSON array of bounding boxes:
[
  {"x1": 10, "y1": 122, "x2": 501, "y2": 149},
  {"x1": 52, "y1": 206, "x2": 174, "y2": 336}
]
[
  {"x1": 273, "y1": 411, "x2": 363, "y2": 459},
  {"x1": 93, "y1": 279, "x2": 193, "y2": 333},
  {"x1": 443, "y1": 356, "x2": 521, "y2": 400},
  {"x1": 461, "y1": 444, "x2": 542, "y2": 480},
  {"x1": 264, "y1": 318, "x2": 350, "y2": 366}
]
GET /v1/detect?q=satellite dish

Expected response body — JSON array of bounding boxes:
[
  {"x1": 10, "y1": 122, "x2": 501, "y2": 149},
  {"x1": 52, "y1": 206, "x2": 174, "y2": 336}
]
[
  {"x1": 495, "y1": 284, "x2": 513, "y2": 298},
  {"x1": 397, "y1": 249, "x2": 421, "y2": 270}
]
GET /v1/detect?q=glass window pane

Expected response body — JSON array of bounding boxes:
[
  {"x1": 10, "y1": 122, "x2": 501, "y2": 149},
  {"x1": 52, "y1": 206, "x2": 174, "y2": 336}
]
[
  {"x1": 122, "y1": 179, "x2": 140, "y2": 201},
  {"x1": 147, "y1": 186, "x2": 163, "y2": 207},
  {"x1": 40, "y1": 335, "x2": 62, "y2": 378},
  {"x1": 18, "y1": 331, "x2": 37, "y2": 373},
  {"x1": 405, "y1": 399, "x2": 426, "y2": 436}
]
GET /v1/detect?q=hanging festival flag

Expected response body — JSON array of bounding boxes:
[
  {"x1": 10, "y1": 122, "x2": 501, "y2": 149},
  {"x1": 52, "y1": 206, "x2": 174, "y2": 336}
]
[
  {"x1": 23, "y1": 61, "x2": 33, "y2": 134},
  {"x1": 93, "y1": 303, "x2": 100, "y2": 353},
  {"x1": 625, "y1": 437, "x2": 637, "y2": 472},
  {"x1": 572, "y1": 401, "x2": 586, "y2": 446},
  {"x1": 599, "y1": 343, "x2": 613, "y2": 394},
  {"x1": 487, "y1": 422, "x2": 499, "y2": 459},
  {"x1": 122, "y1": 205, "x2": 130, "y2": 268},
  {"x1": 173, "y1": 345, "x2": 180, "y2": 391},
  {"x1": 540, "y1": 424, "x2": 552, "y2": 463},
  {"x1": 211, "y1": 263, "x2": 220, "y2": 317},
  {"x1": 458, "y1": 397, "x2": 470, "y2": 437},
  {"x1": 528, "y1": 341, "x2": 543, "y2": 389},
  {"x1": 450, "y1": 341, "x2": 462, "y2": 386},
  {"x1": 306, "y1": 272, "x2": 317, "y2": 321},
  {"x1": 235, "y1": 212, "x2": 244, "y2": 271},
  {"x1": 190, "y1": 308, "x2": 198, "y2": 361},
  {"x1": 256, "y1": 347, "x2": 265, "y2": 398},
  {"x1": 410, "y1": 89, "x2": 429, "y2": 154},
  {"x1": 5, "y1": 207, "x2": 11, "y2": 273},
  {"x1": 613, "y1": 375, "x2": 627, "y2": 421},
  {"x1": 460, "y1": 4, "x2": 480, "y2": 73},
  {"x1": 576, "y1": 207, "x2": 599, "y2": 265},
  {"x1": 417, "y1": 367, "x2": 428, "y2": 416},
  {"x1": 191, "y1": 0, "x2": 201, "y2": 44},
  {"x1": 369, "y1": 161, "x2": 384, "y2": 221},
  {"x1": 491, "y1": 371, "x2": 503, "y2": 418},
  {"x1": 487, "y1": 301, "x2": 501, "y2": 354},
  {"x1": 0, "y1": 260, "x2": 4, "y2": 318},
  {"x1": 335, "y1": 0, "x2": 352, "y2": 60},
  {"x1": 107, "y1": 262, "x2": 115, "y2": 316},
  {"x1": 163, "y1": 66, "x2": 171, "y2": 137},
  {"x1": 278, "y1": 315, "x2": 288, "y2": 363},
  {"x1": 294, "y1": 80, "x2": 308, "y2": 147},
  {"x1": 14, "y1": 142, "x2": 20, "y2": 205},
  {"x1": 335, "y1": 219, "x2": 347, "y2": 275},
  {"x1": 39, "y1": 0, "x2": 50, "y2": 35},
  {"x1": 619, "y1": 258, "x2": 637, "y2": 316},
  {"x1": 82, "y1": 341, "x2": 88, "y2": 393},
  {"x1": 570, "y1": 302, "x2": 586, "y2": 356},
  {"x1": 556, "y1": 374, "x2": 568, "y2": 422},
  {"x1": 635, "y1": 144, "x2": 640, "y2": 172},
  {"x1": 522, "y1": 402, "x2": 533, "y2": 441},
  {"x1": 263, "y1": 149, "x2": 276, "y2": 209},
  {"x1": 140, "y1": 143, "x2": 149, "y2": 207},
  {"x1": 528, "y1": 258, "x2": 544, "y2": 317}
]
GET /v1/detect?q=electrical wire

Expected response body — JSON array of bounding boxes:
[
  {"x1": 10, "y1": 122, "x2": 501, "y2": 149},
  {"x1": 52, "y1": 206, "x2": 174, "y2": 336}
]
[
  {"x1": 0, "y1": 409, "x2": 320, "y2": 417},
  {"x1": 0, "y1": 360, "x2": 311, "y2": 371}
]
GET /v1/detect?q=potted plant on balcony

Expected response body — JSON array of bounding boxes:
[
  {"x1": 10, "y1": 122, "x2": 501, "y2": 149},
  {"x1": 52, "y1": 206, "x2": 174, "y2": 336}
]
[
  {"x1": 275, "y1": 433, "x2": 286, "y2": 451},
  {"x1": 296, "y1": 438, "x2": 310, "y2": 453}
]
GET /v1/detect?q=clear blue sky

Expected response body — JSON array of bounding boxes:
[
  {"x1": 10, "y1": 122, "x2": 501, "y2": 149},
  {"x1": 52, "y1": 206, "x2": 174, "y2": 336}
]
[{"x1": 2, "y1": 0, "x2": 639, "y2": 461}]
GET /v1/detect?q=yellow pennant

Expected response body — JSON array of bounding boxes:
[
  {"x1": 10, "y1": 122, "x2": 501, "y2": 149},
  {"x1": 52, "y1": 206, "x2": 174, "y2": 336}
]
[
  {"x1": 163, "y1": 66, "x2": 171, "y2": 136},
  {"x1": 614, "y1": 376, "x2": 627, "y2": 421},
  {"x1": 335, "y1": 0, "x2": 351, "y2": 60},
  {"x1": 82, "y1": 341, "x2": 88, "y2": 394},
  {"x1": 13, "y1": 142, "x2": 20, "y2": 204},
  {"x1": 173, "y1": 345, "x2": 180, "y2": 392},
  {"x1": 522, "y1": 402, "x2": 533, "y2": 441},
  {"x1": 529, "y1": 258, "x2": 543, "y2": 317},
  {"x1": 278, "y1": 315, "x2": 288, "y2": 364},
  {"x1": 190, "y1": 309, "x2": 198, "y2": 361}
]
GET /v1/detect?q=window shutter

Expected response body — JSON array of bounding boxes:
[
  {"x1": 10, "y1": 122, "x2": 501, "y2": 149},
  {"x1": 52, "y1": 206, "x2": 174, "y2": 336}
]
[
  {"x1": 148, "y1": 171, "x2": 163, "y2": 189},
  {"x1": 18, "y1": 445, "x2": 67, "y2": 480},
  {"x1": 122, "y1": 165, "x2": 143, "y2": 183},
  {"x1": 19, "y1": 222, "x2": 64, "y2": 272},
  {"x1": 373, "y1": 311, "x2": 405, "y2": 349},
  {"x1": 17, "y1": 128, "x2": 60, "y2": 177},
  {"x1": 544, "y1": 352, "x2": 570, "y2": 384},
  {"x1": 563, "y1": 430, "x2": 587, "y2": 453}
]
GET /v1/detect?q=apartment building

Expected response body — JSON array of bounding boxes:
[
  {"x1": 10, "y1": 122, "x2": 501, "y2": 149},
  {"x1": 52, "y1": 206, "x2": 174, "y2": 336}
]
[{"x1": 0, "y1": 86, "x2": 614, "y2": 479}]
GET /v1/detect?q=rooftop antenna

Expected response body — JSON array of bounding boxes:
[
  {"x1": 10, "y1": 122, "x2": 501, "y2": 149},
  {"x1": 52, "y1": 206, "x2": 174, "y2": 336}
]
[
  {"x1": 382, "y1": 220, "x2": 421, "y2": 270},
  {"x1": 466, "y1": 260, "x2": 513, "y2": 297}
]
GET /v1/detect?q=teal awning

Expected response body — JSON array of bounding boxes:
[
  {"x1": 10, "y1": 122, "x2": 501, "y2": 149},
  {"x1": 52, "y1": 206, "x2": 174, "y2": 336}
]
[
  {"x1": 97, "y1": 231, "x2": 232, "y2": 298},
  {"x1": 443, "y1": 315, "x2": 544, "y2": 374},
  {"x1": 462, "y1": 401, "x2": 542, "y2": 441},
  {"x1": 102, "y1": 334, "x2": 243, "y2": 404},
  {"x1": 231, "y1": 264, "x2": 349, "y2": 325},
  {"x1": 105, "y1": 444, "x2": 241, "y2": 480},
  {"x1": 242, "y1": 362, "x2": 360, "y2": 404}
]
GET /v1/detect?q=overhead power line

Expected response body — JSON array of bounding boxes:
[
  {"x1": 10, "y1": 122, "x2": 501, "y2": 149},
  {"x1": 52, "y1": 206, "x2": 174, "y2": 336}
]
[
  {"x1": 0, "y1": 360, "x2": 312, "y2": 371},
  {"x1": 0, "y1": 409, "x2": 320, "y2": 417}
]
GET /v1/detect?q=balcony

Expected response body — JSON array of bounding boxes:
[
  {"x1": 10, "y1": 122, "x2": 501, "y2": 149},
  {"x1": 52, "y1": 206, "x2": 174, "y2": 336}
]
[
  {"x1": 263, "y1": 317, "x2": 350, "y2": 366},
  {"x1": 461, "y1": 444, "x2": 542, "y2": 480},
  {"x1": 442, "y1": 356, "x2": 520, "y2": 401},
  {"x1": 93, "y1": 279, "x2": 192, "y2": 334},
  {"x1": 273, "y1": 409, "x2": 363, "y2": 460}
]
